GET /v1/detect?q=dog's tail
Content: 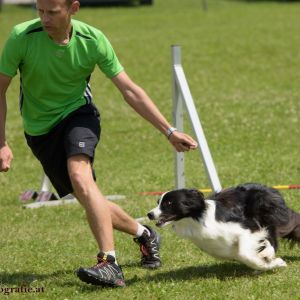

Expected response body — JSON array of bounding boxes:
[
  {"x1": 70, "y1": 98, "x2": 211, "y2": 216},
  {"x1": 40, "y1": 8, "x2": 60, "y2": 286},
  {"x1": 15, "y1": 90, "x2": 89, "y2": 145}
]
[{"x1": 277, "y1": 208, "x2": 300, "y2": 246}]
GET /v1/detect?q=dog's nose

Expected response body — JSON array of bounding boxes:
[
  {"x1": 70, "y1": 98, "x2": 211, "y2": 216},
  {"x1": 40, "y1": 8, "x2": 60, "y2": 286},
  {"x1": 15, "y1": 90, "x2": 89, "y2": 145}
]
[{"x1": 147, "y1": 211, "x2": 155, "y2": 220}]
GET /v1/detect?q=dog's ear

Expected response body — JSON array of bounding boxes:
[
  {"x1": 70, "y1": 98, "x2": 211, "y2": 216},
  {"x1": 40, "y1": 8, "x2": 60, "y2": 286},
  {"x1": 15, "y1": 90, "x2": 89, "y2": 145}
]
[
  {"x1": 175, "y1": 188, "x2": 205, "y2": 204},
  {"x1": 179, "y1": 189, "x2": 206, "y2": 217},
  {"x1": 186, "y1": 189, "x2": 205, "y2": 201}
]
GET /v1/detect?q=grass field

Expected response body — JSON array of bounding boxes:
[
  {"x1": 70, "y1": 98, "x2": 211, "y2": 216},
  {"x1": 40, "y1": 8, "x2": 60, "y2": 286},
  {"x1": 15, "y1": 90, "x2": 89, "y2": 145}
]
[{"x1": 1, "y1": 0, "x2": 300, "y2": 299}]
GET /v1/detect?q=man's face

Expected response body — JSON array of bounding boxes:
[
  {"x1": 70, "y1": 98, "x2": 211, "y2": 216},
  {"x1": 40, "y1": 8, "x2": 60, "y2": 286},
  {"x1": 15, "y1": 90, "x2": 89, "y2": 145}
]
[{"x1": 36, "y1": 0, "x2": 74, "y2": 36}]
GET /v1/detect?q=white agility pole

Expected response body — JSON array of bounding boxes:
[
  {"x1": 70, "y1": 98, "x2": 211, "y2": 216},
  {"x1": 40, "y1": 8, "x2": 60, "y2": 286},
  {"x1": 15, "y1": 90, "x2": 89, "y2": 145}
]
[
  {"x1": 172, "y1": 45, "x2": 222, "y2": 193},
  {"x1": 172, "y1": 47, "x2": 185, "y2": 189},
  {"x1": 40, "y1": 173, "x2": 51, "y2": 192}
]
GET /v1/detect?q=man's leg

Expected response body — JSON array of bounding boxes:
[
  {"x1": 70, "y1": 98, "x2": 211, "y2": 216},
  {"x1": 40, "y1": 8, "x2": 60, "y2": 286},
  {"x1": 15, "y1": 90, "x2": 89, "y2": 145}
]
[
  {"x1": 106, "y1": 200, "x2": 139, "y2": 234},
  {"x1": 68, "y1": 154, "x2": 126, "y2": 287},
  {"x1": 68, "y1": 154, "x2": 146, "y2": 246},
  {"x1": 67, "y1": 154, "x2": 114, "y2": 252}
]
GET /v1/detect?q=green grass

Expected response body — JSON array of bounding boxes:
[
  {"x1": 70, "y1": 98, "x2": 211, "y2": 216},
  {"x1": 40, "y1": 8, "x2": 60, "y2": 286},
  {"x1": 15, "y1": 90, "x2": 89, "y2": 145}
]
[{"x1": 1, "y1": 0, "x2": 300, "y2": 298}]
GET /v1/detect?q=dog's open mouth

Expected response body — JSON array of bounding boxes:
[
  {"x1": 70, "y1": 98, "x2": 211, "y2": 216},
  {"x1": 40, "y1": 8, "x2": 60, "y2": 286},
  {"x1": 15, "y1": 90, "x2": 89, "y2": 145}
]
[{"x1": 156, "y1": 214, "x2": 177, "y2": 227}]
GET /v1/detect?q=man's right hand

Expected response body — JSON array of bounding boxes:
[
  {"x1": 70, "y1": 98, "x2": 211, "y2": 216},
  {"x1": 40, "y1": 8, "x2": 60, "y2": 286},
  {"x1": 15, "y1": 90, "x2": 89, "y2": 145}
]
[{"x1": 0, "y1": 143, "x2": 13, "y2": 172}]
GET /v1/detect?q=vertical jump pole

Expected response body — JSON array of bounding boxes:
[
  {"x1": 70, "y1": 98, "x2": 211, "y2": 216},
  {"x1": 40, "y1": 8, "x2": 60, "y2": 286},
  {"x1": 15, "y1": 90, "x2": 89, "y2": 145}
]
[
  {"x1": 172, "y1": 45, "x2": 185, "y2": 189},
  {"x1": 171, "y1": 45, "x2": 222, "y2": 193}
]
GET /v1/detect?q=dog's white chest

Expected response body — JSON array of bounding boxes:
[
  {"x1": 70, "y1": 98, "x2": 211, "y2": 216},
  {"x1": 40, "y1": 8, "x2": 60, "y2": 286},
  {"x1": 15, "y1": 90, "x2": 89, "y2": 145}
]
[{"x1": 172, "y1": 201, "x2": 244, "y2": 259}]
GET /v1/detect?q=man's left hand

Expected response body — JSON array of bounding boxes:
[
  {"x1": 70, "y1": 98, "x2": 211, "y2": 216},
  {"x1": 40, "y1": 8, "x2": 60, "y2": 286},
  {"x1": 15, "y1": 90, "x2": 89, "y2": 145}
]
[{"x1": 168, "y1": 131, "x2": 198, "y2": 152}]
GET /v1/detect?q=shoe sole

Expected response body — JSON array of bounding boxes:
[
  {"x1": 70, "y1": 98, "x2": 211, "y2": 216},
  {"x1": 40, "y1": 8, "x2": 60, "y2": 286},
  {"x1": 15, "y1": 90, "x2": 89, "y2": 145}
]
[
  {"x1": 142, "y1": 261, "x2": 161, "y2": 269},
  {"x1": 77, "y1": 268, "x2": 126, "y2": 287}
]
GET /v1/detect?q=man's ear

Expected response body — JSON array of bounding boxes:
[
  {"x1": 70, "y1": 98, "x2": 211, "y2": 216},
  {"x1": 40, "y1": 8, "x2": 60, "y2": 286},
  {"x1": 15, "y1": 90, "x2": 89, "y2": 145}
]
[{"x1": 70, "y1": 0, "x2": 80, "y2": 15}]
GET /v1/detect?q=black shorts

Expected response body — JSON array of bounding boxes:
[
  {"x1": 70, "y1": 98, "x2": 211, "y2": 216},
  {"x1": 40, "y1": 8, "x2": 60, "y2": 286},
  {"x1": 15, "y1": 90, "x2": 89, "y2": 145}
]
[{"x1": 25, "y1": 104, "x2": 101, "y2": 197}]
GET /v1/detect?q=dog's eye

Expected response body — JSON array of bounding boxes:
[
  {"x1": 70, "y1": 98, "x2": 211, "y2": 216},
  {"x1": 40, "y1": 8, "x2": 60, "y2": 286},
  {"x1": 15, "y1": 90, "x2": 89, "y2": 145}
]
[{"x1": 167, "y1": 200, "x2": 172, "y2": 206}]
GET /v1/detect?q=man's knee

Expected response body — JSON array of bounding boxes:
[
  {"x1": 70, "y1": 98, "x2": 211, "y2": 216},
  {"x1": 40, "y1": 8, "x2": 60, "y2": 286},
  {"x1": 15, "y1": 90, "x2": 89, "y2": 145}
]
[{"x1": 67, "y1": 155, "x2": 94, "y2": 196}]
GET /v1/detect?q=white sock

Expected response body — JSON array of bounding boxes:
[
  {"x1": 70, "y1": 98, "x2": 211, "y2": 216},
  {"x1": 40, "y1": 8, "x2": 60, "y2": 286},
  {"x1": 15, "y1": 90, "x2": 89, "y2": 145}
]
[
  {"x1": 135, "y1": 223, "x2": 150, "y2": 237},
  {"x1": 103, "y1": 250, "x2": 118, "y2": 265}
]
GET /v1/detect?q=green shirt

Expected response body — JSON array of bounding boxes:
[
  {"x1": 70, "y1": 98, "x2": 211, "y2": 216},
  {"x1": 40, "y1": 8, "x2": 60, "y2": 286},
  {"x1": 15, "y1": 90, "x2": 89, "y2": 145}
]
[{"x1": 0, "y1": 18, "x2": 123, "y2": 135}]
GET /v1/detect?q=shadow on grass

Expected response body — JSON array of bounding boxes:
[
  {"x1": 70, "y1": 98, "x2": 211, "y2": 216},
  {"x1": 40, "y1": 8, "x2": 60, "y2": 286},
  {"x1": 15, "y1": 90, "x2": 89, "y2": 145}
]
[
  {"x1": 128, "y1": 255, "x2": 300, "y2": 286},
  {"x1": 281, "y1": 255, "x2": 300, "y2": 262},
  {"x1": 2, "y1": 256, "x2": 299, "y2": 290},
  {"x1": 111, "y1": 253, "x2": 300, "y2": 286},
  {"x1": 0, "y1": 270, "x2": 74, "y2": 286},
  {"x1": 125, "y1": 262, "x2": 262, "y2": 286},
  {"x1": 119, "y1": 261, "x2": 141, "y2": 268},
  {"x1": 0, "y1": 263, "x2": 249, "y2": 288},
  {"x1": 0, "y1": 272, "x2": 48, "y2": 285},
  {"x1": 68, "y1": 263, "x2": 254, "y2": 292}
]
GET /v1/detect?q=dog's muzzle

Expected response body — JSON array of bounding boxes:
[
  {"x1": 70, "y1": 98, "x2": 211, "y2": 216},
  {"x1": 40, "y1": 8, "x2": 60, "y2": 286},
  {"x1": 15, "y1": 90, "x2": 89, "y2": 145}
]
[
  {"x1": 148, "y1": 207, "x2": 176, "y2": 227},
  {"x1": 147, "y1": 206, "x2": 161, "y2": 220}
]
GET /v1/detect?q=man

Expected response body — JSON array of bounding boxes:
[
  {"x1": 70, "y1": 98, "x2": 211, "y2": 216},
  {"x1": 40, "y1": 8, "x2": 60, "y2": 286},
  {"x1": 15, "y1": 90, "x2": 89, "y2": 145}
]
[{"x1": 0, "y1": 0, "x2": 197, "y2": 288}]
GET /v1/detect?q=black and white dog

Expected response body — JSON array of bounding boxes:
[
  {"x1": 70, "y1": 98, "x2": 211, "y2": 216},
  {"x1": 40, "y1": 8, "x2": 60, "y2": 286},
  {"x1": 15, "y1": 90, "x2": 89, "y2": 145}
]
[{"x1": 148, "y1": 183, "x2": 300, "y2": 271}]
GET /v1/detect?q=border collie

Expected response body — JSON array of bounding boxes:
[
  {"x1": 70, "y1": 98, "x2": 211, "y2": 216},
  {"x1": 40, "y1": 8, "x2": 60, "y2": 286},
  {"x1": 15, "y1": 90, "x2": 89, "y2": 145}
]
[{"x1": 148, "y1": 183, "x2": 300, "y2": 271}]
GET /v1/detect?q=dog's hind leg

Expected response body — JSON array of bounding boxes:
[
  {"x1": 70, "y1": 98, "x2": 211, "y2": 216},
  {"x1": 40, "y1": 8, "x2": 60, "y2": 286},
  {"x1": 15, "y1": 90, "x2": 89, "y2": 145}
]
[
  {"x1": 237, "y1": 236, "x2": 287, "y2": 271},
  {"x1": 257, "y1": 240, "x2": 287, "y2": 269}
]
